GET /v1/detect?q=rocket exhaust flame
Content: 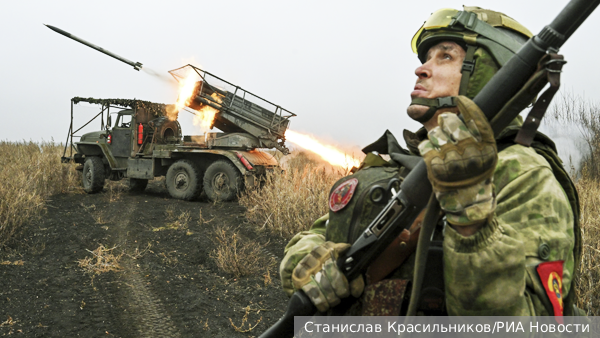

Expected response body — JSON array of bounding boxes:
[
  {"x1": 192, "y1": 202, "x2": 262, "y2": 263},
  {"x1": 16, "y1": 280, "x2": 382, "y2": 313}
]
[
  {"x1": 169, "y1": 65, "x2": 355, "y2": 167},
  {"x1": 285, "y1": 130, "x2": 362, "y2": 169},
  {"x1": 169, "y1": 68, "x2": 222, "y2": 133},
  {"x1": 186, "y1": 83, "x2": 222, "y2": 132},
  {"x1": 166, "y1": 69, "x2": 199, "y2": 121}
]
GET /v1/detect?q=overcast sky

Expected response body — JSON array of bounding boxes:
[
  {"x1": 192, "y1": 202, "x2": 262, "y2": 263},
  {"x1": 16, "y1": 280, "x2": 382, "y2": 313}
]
[{"x1": 1, "y1": 0, "x2": 598, "y2": 162}]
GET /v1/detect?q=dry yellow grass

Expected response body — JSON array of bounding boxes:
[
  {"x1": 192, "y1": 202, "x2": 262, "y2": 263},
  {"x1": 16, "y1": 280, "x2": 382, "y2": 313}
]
[
  {"x1": 77, "y1": 244, "x2": 123, "y2": 275},
  {"x1": 0, "y1": 141, "x2": 79, "y2": 247},
  {"x1": 574, "y1": 174, "x2": 600, "y2": 315},
  {"x1": 152, "y1": 206, "x2": 191, "y2": 231},
  {"x1": 210, "y1": 225, "x2": 276, "y2": 278},
  {"x1": 228, "y1": 305, "x2": 262, "y2": 333},
  {"x1": 240, "y1": 151, "x2": 347, "y2": 239}
]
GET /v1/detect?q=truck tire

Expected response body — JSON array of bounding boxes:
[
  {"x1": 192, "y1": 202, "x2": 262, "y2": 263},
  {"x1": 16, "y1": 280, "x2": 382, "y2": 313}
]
[
  {"x1": 82, "y1": 156, "x2": 105, "y2": 193},
  {"x1": 128, "y1": 178, "x2": 148, "y2": 193},
  {"x1": 203, "y1": 160, "x2": 242, "y2": 202},
  {"x1": 166, "y1": 160, "x2": 202, "y2": 201}
]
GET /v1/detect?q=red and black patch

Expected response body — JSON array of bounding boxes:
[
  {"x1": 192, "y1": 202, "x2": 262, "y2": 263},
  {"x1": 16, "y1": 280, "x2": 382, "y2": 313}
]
[
  {"x1": 329, "y1": 178, "x2": 358, "y2": 212},
  {"x1": 536, "y1": 260, "x2": 564, "y2": 321}
]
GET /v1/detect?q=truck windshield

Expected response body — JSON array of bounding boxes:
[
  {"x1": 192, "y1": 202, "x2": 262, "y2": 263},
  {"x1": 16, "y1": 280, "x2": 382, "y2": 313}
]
[{"x1": 115, "y1": 114, "x2": 132, "y2": 128}]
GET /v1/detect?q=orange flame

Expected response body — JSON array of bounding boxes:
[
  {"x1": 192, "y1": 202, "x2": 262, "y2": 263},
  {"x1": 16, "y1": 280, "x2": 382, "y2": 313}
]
[
  {"x1": 166, "y1": 69, "x2": 198, "y2": 121},
  {"x1": 285, "y1": 130, "x2": 362, "y2": 168},
  {"x1": 191, "y1": 93, "x2": 221, "y2": 132}
]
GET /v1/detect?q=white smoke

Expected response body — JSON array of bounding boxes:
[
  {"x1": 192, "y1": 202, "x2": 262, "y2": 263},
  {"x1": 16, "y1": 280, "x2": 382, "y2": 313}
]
[
  {"x1": 142, "y1": 66, "x2": 178, "y2": 86},
  {"x1": 539, "y1": 121, "x2": 586, "y2": 176}
]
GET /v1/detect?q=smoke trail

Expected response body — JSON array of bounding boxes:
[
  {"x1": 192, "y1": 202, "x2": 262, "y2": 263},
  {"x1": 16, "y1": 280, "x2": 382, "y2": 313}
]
[{"x1": 142, "y1": 66, "x2": 178, "y2": 86}]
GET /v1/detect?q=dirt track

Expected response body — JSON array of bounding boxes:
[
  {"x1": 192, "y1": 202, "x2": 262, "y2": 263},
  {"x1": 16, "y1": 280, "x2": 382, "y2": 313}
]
[{"x1": 0, "y1": 181, "x2": 289, "y2": 337}]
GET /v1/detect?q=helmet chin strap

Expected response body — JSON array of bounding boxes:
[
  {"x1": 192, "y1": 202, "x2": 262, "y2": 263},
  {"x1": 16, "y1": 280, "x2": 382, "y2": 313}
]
[
  {"x1": 409, "y1": 96, "x2": 457, "y2": 123},
  {"x1": 459, "y1": 45, "x2": 477, "y2": 96},
  {"x1": 409, "y1": 44, "x2": 477, "y2": 124}
]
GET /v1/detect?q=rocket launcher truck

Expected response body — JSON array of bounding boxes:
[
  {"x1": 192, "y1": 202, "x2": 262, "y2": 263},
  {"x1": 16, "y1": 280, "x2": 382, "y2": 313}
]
[{"x1": 62, "y1": 65, "x2": 296, "y2": 201}]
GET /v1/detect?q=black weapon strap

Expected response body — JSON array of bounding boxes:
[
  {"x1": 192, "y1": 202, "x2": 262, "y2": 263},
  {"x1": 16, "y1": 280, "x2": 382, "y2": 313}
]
[
  {"x1": 515, "y1": 54, "x2": 567, "y2": 146},
  {"x1": 406, "y1": 194, "x2": 441, "y2": 316}
]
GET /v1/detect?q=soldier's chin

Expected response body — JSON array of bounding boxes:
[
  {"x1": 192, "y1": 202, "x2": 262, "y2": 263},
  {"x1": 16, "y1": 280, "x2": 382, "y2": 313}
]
[{"x1": 407, "y1": 105, "x2": 430, "y2": 122}]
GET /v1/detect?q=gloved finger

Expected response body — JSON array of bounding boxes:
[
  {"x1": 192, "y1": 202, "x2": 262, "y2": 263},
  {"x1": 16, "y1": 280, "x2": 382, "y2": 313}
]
[
  {"x1": 418, "y1": 140, "x2": 435, "y2": 156},
  {"x1": 292, "y1": 254, "x2": 320, "y2": 288},
  {"x1": 292, "y1": 241, "x2": 352, "y2": 292},
  {"x1": 325, "y1": 242, "x2": 351, "y2": 257},
  {"x1": 427, "y1": 125, "x2": 451, "y2": 148},
  {"x1": 455, "y1": 96, "x2": 495, "y2": 144},
  {"x1": 292, "y1": 244, "x2": 331, "y2": 290},
  {"x1": 322, "y1": 258, "x2": 350, "y2": 298},
  {"x1": 301, "y1": 279, "x2": 332, "y2": 313},
  {"x1": 311, "y1": 243, "x2": 334, "y2": 262},
  {"x1": 349, "y1": 276, "x2": 365, "y2": 298},
  {"x1": 314, "y1": 270, "x2": 341, "y2": 307},
  {"x1": 465, "y1": 119, "x2": 482, "y2": 142},
  {"x1": 437, "y1": 112, "x2": 474, "y2": 143}
]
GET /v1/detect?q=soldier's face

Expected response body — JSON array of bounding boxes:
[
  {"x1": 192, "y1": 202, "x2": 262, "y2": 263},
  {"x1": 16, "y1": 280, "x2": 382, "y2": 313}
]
[{"x1": 407, "y1": 41, "x2": 466, "y2": 129}]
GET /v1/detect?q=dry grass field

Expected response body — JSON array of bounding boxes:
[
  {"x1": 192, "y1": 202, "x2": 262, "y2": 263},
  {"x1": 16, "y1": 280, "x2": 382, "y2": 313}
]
[
  {"x1": 573, "y1": 171, "x2": 600, "y2": 315},
  {"x1": 0, "y1": 141, "x2": 79, "y2": 247},
  {"x1": 240, "y1": 151, "x2": 348, "y2": 239},
  {"x1": 0, "y1": 138, "x2": 599, "y2": 318}
]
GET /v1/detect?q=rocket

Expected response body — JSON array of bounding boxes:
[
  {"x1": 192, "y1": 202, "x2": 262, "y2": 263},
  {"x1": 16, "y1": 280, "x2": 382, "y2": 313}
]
[{"x1": 44, "y1": 24, "x2": 143, "y2": 71}]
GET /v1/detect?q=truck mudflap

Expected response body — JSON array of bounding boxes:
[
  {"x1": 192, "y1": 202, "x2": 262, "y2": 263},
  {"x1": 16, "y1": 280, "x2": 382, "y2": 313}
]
[
  {"x1": 236, "y1": 150, "x2": 279, "y2": 188},
  {"x1": 237, "y1": 149, "x2": 278, "y2": 167}
]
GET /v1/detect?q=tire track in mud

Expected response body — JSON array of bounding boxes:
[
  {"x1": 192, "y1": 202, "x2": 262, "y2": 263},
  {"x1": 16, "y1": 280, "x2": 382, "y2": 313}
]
[
  {"x1": 103, "y1": 198, "x2": 181, "y2": 338},
  {"x1": 118, "y1": 259, "x2": 181, "y2": 338}
]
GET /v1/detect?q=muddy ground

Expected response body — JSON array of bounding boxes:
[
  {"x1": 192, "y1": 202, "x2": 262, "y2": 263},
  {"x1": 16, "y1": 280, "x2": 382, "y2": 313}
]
[{"x1": 0, "y1": 181, "x2": 290, "y2": 337}]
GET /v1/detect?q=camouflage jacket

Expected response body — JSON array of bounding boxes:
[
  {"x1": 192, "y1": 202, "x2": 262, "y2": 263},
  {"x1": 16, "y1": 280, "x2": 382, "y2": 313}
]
[{"x1": 279, "y1": 126, "x2": 576, "y2": 316}]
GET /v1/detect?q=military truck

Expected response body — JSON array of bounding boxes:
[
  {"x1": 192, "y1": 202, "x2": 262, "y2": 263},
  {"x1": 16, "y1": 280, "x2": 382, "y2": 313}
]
[{"x1": 61, "y1": 65, "x2": 295, "y2": 201}]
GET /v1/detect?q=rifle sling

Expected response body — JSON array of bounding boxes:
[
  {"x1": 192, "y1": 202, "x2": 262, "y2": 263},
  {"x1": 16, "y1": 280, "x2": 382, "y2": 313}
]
[
  {"x1": 489, "y1": 54, "x2": 564, "y2": 137},
  {"x1": 515, "y1": 54, "x2": 566, "y2": 146},
  {"x1": 406, "y1": 194, "x2": 441, "y2": 316}
]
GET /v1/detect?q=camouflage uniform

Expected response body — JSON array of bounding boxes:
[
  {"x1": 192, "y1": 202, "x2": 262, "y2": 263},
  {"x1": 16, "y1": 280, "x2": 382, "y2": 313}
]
[
  {"x1": 279, "y1": 119, "x2": 576, "y2": 316},
  {"x1": 281, "y1": 6, "x2": 580, "y2": 316}
]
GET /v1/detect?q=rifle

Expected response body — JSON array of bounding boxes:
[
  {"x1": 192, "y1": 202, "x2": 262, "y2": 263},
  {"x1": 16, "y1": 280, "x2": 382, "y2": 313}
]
[{"x1": 260, "y1": 0, "x2": 600, "y2": 336}]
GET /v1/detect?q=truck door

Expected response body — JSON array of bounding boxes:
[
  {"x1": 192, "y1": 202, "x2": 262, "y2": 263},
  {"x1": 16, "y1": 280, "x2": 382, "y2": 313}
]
[{"x1": 111, "y1": 113, "x2": 133, "y2": 157}]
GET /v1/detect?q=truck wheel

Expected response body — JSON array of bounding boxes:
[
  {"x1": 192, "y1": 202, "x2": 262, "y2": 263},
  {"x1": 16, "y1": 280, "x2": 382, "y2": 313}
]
[
  {"x1": 128, "y1": 178, "x2": 148, "y2": 193},
  {"x1": 82, "y1": 157, "x2": 105, "y2": 193},
  {"x1": 203, "y1": 160, "x2": 242, "y2": 202},
  {"x1": 166, "y1": 160, "x2": 202, "y2": 200}
]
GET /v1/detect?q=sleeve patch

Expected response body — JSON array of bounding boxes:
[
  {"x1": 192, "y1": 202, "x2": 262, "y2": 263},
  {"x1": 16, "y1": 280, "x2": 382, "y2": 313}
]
[
  {"x1": 536, "y1": 260, "x2": 564, "y2": 321},
  {"x1": 329, "y1": 178, "x2": 358, "y2": 212}
]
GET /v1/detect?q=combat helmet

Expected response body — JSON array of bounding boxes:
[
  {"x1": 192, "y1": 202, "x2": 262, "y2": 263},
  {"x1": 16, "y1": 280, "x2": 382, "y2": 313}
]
[{"x1": 409, "y1": 6, "x2": 533, "y2": 123}]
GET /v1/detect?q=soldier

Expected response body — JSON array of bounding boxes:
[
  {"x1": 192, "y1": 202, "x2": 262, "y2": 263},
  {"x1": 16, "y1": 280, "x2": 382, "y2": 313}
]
[{"x1": 279, "y1": 6, "x2": 581, "y2": 316}]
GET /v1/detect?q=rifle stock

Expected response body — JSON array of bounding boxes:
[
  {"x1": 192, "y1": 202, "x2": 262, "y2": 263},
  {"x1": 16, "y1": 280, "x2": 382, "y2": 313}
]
[{"x1": 259, "y1": 0, "x2": 600, "y2": 336}]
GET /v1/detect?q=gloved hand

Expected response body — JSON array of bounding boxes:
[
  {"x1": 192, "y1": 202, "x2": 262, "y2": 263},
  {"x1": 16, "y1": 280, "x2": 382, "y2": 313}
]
[
  {"x1": 292, "y1": 242, "x2": 365, "y2": 312},
  {"x1": 418, "y1": 96, "x2": 497, "y2": 226}
]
